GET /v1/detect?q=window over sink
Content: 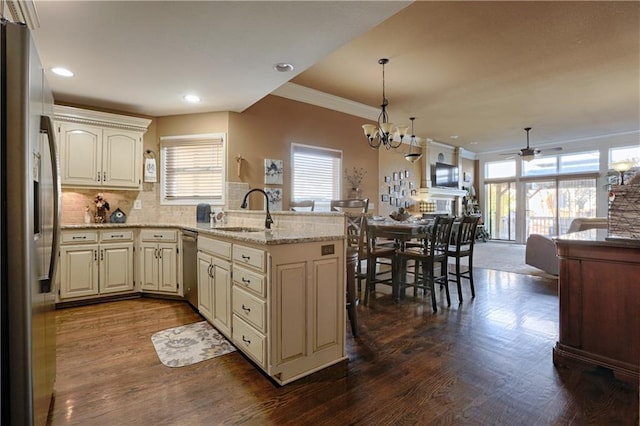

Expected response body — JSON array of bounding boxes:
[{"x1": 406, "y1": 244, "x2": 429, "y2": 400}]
[
  {"x1": 160, "y1": 133, "x2": 226, "y2": 205},
  {"x1": 291, "y1": 143, "x2": 342, "y2": 211}
]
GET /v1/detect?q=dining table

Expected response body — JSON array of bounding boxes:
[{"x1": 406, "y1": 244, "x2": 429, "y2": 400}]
[{"x1": 366, "y1": 217, "x2": 434, "y2": 300}]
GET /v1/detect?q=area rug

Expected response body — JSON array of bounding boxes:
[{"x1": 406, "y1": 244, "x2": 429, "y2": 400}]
[
  {"x1": 451, "y1": 241, "x2": 557, "y2": 279},
  {"x1": 151, "y1": 321, "x2": 236, "y2": 367}
]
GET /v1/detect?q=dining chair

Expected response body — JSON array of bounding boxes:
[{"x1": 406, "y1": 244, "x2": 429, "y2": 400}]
[
  {"x1": 290, "y1": 199, "x2": 315, "y2": 211},
  {"x1": 447, "y1": 215, "x2": 481, "y2": 303},
  {"x1": 363, "y1": 223, "x2": 398, "y2": 305},
  {"x1": 395, "y1": 216, "x2": 455, "y2": 312},
  {"x1": 331, "y1": 199, "x2": 369, "y2": 294}
]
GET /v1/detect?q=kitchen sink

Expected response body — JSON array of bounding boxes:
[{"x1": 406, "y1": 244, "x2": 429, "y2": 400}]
[{"x1": 214, "y1": 226, "x2": 265, "y2": 233}]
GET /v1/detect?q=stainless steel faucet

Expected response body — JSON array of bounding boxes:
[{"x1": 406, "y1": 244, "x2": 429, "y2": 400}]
[{"x1": 240, "y1": 188, "x2": 274, "y2": 229}]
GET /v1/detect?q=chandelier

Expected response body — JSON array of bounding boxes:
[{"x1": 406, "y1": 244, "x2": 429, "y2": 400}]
[
  {"x1": 362, "y1": 58, "x2": 407, "y2": 149},
  {"x1": 404, "y1": 117, "x2": 422, "y2": 163}
]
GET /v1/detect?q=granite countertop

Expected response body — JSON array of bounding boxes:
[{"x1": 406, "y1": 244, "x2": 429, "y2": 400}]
[
  {"x1": 554, "y1": 228, "x2": 640, "y2": 248},
  {"x1": 61, "y1": 222, "x2": 345, "y2": 245}
]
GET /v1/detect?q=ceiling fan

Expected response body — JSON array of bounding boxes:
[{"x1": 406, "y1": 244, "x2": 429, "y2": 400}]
[{"x1": 502, "y1": 127, "x2": 562, "y2": 161}]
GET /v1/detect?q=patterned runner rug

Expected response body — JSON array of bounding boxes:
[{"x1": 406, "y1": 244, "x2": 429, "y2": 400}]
[{"x1": 151, "y1": 321, "x2": 236, "y2": 367}]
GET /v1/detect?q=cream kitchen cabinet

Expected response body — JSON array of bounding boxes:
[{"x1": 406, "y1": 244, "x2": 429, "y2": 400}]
[
  {"x1": 225, "y1": 236, "x2": 345, "y2": 385},
  {"x1": 54, "y1": 105, "x2": 151, "y2": 190},
  {"x1": 197, "y1": 236, "x2": 232, "y2": 337},
  {"x1": 59, "y1": 229, "x2": 135, "y2": 300},
  {"x1": 139, "y1": 229, "x2": 180, "y2": 294}
]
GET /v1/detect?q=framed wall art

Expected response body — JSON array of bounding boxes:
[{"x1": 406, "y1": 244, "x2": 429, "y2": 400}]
[
  {"x1": 264, "y1": 187, "x2": 283, "y2": 211},
  {"x1": 264, "y1": 159, "x2": 283, "y2": 184}
]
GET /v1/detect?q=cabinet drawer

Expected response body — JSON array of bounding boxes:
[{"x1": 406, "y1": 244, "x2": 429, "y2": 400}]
[
  {"x1": 233, "y1": 245, "x2": 266, "y2": 272},
  {"x1": 233, "y1": 265, "x2": 265, "y2": 297},
  {"x1": 61, "y1": 231, "x2": 98, "y2": 244},
  {"x1": 233, "y1": 286, "x2": 266, "y2": 332},
  {"x1": 100, "y1": 229, "x2": 134, "y2": 242},
  {"x1": 232, "y1": 315, "x2": 266, "y2": 367},
  {"x1": 198, "y1": 236, "x2": 231, "y2": 259},
  {"x1": 140, "y1": 229, "x2": 177, "y2": 242}
]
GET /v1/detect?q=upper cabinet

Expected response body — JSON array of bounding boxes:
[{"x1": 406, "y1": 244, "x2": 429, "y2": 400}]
[{"x1": 54, "y1": 105, "x2": 151, "y2": 190}]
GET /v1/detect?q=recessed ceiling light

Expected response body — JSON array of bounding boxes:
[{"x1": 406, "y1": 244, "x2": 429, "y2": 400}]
[
  {"x1": 183, "y1": 94, "x2": 201, "y2": 103},
  {"x1": 274, "y1": 63, "x2": 294, "y2": 72},
  {"x1": 469, "y1": 141, "x2": 478, "y2": 145},
  {"x1": 51, "y1": 67, "x2": 73, "y2": 77},
  {"x1": 450, "y1": 135, "x2": 459, "y2": 139}
]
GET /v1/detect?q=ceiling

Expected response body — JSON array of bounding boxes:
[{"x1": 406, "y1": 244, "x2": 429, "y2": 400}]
[{"x1": 14, "y1": 1, "x2": 640, "y2": 155}]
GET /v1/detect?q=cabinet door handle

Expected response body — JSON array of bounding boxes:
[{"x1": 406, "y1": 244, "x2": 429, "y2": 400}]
[
  {"x1": 241, "y1": 277, "x2": 251, "y2": 285},
  {"x1": 103, "y1": 172, "x2": 107, "y2": 181},
  {"x1": 97, "y1": 172, "x2": 100, "y2": 182},
  {"x1": 241, "y1": 304, "x2": 251, "y2": 313},
  {"x1": 207, "y1": 264, "x2": 213, "y2": 278},
  {"x1": 72, "y1": 235, "x2": 87, "y2": 240},
  {"x1": 153, "y1": 234, "x2": 163, "y2": 238},
  {"x1": 241, "y1": 254, "x2": 251, "y2": 261},
  {"x1": 154, "y1": 248, "x2": 159, "y2": 259},
  {"x1": 100, "y1": 249, "x2": 104, "y2": 261},
  {"x1": 158, "y1": 249, "x2": 162, "y2": 260},
  {"x1": 94, "y1": 250, "x2": 97, "y2": 261},
  {"x1": 242, "y1": 335, "x2": 251, "y2": 345}
]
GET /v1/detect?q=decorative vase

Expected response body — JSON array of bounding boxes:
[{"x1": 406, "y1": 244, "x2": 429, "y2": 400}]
[{"x1": 349, "y1": 188, "x2": 361, "y2": 199}]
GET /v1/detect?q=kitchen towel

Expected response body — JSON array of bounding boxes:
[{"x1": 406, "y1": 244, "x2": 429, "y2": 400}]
[{"x1": 144, "y1": 158, "x2": 157, "y2": 183}]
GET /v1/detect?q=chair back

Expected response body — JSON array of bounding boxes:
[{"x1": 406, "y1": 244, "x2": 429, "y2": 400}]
[
  {"x1": 428, "y1": 216, "x2": 456, "y2": 260},
  {"x1": 453, "y1": 215, "x2": 481, "y2": 254},
  {"x1": 331, "y1": 198, "x2": 369, "y2": 214},
  {"x1": 290, "y1": 200, "x2": 315, "y2": 211}
]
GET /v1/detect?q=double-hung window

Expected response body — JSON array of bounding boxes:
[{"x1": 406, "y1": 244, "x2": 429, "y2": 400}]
[
  {"x1": 291, "y1": 143, "x2": 342, "y2": 211},
  {"x1": 160, "y1": 133, "x2": 226, "y2": 205}
]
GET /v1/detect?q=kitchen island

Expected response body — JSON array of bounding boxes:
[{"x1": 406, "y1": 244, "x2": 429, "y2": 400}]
[
  {"x1": 60, "y1": 210, "x2": 347, "y2": 385},
  {"x1": 554, "y1": 229, "x2": 640, "y2": 384}
]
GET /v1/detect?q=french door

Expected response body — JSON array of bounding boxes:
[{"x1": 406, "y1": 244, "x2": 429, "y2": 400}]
[
  {"x1": 486, "y1": 181, "x2": 517, "y2": 241},
  {"x1": 525, "y1": 177, "x2": 597, "y2": 238}
]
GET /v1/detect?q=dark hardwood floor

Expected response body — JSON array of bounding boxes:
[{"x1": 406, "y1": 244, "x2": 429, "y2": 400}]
[{"x1": 49, "y1": 269, "x2": 639, "y2": 425}]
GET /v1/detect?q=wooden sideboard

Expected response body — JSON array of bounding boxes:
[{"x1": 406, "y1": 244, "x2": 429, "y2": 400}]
[{"x1": 554, "y1": 229, "x2": 640, "y2": 384}]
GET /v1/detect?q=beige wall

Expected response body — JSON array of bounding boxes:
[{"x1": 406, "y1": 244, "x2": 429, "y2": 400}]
[
  {"x1": 229, "y1": 95, "x2": 379, "y2": 211},
  {"x1": 378, "y1": 147, "x2": 423, "y2": 217}
]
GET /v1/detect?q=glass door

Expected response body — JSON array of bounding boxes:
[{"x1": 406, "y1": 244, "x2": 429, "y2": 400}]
[
  {"x1": 486, "y1": 182, "x2": 516, "y2": 241},
  {"x1": 525, "y1": 180, "x2": 556, "y2": 237}
]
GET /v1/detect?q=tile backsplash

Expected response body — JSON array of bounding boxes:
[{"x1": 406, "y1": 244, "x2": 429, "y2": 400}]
[{"x1": 61, "y1": 182, "x2": 250, "y2": 225}]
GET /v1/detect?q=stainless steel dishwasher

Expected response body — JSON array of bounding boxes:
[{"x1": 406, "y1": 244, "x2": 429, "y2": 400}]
[{"x1": 181, "y1": 230, "x2": 198, "y2": 309}]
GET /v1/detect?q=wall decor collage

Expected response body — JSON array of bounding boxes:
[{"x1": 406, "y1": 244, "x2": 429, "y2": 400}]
[
  {"x1": 264, "y1": 159, "x2": 283, "y2": 211},
  {"x1": 381, "y1": 169, "x2": 417, "y2": 209}
]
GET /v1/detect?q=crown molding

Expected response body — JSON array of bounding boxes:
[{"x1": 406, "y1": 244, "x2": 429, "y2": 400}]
[
  {"x1": 5, "y1": 0, "x2": 39, "y2": 29},
  {"x1": 54, "y1": 105, "x2": 151, "y2": 133},
  {"x1": 271, "y1": 82, "x2": 380, "y2": 121}
]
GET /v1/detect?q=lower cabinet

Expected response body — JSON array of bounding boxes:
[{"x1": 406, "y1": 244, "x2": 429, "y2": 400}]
[
  {"x1": 197, "y1": 236, "x2": 232, "y2": 337},
  {"x1": 139, "y1": 229, "x2": 180, "y2": 294},
  {"x1": 59, "y1": 229, "x2": 135, "y2": 300},
  {"x1": 198, "y1": 234, "x2": 346, "y2": 385}
]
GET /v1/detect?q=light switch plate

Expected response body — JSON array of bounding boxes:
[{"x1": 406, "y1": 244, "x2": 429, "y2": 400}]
[{"x1": 134, "y1": 200, "x2": 142, "y2": 210}]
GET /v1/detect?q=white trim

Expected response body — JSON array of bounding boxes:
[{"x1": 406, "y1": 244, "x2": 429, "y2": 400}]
[
  {"x1": 6, "y1": 0, "x2": 40, "y2": 29},
  {"x1": 54, "y1": 105, "x2": 151, "y2": 133},
  {"x1": 272, "y1": 82, "x2": 380, "y2": 121}
]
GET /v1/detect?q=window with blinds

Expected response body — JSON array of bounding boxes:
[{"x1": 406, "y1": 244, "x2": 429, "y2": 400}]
[
  {"x1": 160, "y1": 133, "x2": 226, "y2": 205},
  {"x1": 291, "y1": 143, "x2": 341, "y2": 210}
]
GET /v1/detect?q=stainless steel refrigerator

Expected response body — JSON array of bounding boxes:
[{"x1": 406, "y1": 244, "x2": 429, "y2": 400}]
[{"x1": 1, "y1": 20, "x2": 60, "y2": 426}]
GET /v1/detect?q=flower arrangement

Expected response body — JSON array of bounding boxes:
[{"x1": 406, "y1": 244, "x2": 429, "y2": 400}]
[{"x1": 344, "y1": 167, "x2": 367, "y2": 189}]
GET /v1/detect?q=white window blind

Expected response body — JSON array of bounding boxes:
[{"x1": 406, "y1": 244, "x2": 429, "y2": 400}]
[
  {"x1": 291, "y1": 144, "x2": 341, "y2": 205},
  {"x1": 160, "y1": 133, "x2": 225, "y2": 205}
]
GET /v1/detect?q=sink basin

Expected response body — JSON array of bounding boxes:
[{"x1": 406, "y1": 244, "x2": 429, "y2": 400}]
[{"x1": 214, "y1": 226, "x2": 265, "y2": 233}]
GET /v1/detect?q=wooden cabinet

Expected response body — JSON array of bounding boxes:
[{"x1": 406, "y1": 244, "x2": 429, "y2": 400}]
[
  {"x1": 268, "y1": 240, "x2": 345, "y2": 384},
  {"x1": 554, "y1": 234, "x2": 640, "y2": 384},
  {"x1": 197, "y1": 236, "x2": 232, "y2": 337},
  {"x1": 54, "y1": 105, "x2": 150, "y2": 190},
  {"x1": 59, "y1": 229, "x2": 134, "y2": 300},
  {"x1": 231, "y1": 243, "x2": 268, "y2": 368},
  {"x1": 139, "y1": 229, "x2": 180, "y2": 294}
]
